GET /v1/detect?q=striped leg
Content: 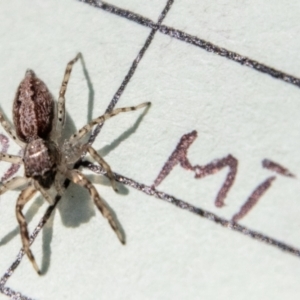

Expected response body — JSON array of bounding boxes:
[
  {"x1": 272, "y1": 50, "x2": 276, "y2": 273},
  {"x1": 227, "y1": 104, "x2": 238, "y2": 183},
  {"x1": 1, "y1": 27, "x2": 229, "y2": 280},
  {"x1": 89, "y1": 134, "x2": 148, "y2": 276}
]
[
  {"x1": 66, "y1": 169, "x2": 125, "y2": 244},
  {"x1": 54, "y1": 53, "x2": 82, "y2": 140},
  {"x1": 0, "y1": 110, "x2": 25, "y2": 148},
  {"x1": 1, "y1": 150, "x2": 23, "y2": 182},
  {"x1": 0, "y1": 153, "x2": 23, "y2": 164},
  {"x1": 15, "y1": 184, "x2": 40, "y2": 274},
  {"x1": 69, "y1": 102, "x2": 151, "y2": 143},
  {"x1": 0, "y1": 176, "x2": 29, "y2": 195},
  {"x1": 87, "y1": 146, "x2": 118, "y2": 192}
]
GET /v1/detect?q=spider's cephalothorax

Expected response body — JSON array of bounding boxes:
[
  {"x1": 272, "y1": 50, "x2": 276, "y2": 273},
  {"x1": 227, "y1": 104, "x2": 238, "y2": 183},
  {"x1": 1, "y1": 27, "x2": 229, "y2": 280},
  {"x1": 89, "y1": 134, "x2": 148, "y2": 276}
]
[
  {"x1": 0, "y1": 53, "x2": 150, "y2": 274},
  {"x1": 24, "y1": 139, "x2": 59, "y2": 189}
]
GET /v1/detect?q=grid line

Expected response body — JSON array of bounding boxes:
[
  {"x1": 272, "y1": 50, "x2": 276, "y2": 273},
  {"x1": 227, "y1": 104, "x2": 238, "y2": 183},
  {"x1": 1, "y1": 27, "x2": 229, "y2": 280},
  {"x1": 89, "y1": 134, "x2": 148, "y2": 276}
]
[
  {"x1": 81, "y1": 0, "x2": 300, "y2": 89},
  {"x1": 83, "y1": 161, "x2": 300, "y2": 258},
  {"x1": 0, "y1": 0, "x2": 175, "y2": 298},
  {"x1": 88, "y1": 0, "x2": 174, "y2": 144},
  {"x1": 1, "y1": 0, "x2": 300, "y2": 299}
]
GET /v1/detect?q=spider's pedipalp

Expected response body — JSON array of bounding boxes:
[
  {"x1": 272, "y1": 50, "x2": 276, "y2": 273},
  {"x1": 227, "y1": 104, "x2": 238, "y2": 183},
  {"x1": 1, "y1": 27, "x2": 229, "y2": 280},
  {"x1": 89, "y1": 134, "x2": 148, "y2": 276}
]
[
  {"x1": 66, "y1": 169, "x2": 125, "y2": 244},
  {"x1": 15, "y1": 184, "x2": 40, "y2": 274},
  {"x1": 69, "y1": 102, "x2": 151, "y2": 142},
  {"x1": 0, "y1": 153, "x2": 23, "y2": 164},
  {"x1": 87, "y1": 146, "x2": 118, "y2": 192},
  {"x1": 0, "y1": 176, "x2": 29, "y2": 195},
  {"x1": 54, "y1": 53, "x2": 82, "y2": 141}
]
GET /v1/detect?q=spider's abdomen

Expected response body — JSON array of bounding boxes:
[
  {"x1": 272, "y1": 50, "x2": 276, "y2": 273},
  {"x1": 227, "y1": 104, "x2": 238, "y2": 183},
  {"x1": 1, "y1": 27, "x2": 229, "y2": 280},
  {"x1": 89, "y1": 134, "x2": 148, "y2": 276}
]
[
  {"x1": 13, "y1": 70, "x2": 54, "y2": 143},
  {"x1": 24, "y1": 139, "x2": 59, "y2": 189}
]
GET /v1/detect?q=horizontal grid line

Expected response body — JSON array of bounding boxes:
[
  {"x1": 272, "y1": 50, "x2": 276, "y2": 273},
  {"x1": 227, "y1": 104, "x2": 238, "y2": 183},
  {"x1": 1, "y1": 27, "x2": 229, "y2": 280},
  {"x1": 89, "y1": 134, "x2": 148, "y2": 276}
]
[
  {"x1": 84, "y1": 161, "x2": 300, "y2": 258},
  {"x1": 3, "y1": 161, "x2": 300, "y2": 299},
  {"x1": 81, "y1": 0, "x2": 300, "y2": 90}
]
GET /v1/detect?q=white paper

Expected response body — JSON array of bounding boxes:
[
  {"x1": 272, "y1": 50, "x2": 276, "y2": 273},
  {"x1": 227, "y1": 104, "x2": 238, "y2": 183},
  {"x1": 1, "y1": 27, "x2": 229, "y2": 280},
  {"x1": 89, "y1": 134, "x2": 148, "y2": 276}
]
[{"x1": 0, "y1": 1, "x2": 300, "y2": 299}]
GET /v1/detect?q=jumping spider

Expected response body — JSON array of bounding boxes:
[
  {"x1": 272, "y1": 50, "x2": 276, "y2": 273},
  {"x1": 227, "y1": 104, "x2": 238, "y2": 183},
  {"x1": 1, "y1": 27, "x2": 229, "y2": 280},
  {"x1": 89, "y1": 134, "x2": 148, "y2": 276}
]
[{"x1": 0, "y1": 53, "x2": 150, "y2": 274}]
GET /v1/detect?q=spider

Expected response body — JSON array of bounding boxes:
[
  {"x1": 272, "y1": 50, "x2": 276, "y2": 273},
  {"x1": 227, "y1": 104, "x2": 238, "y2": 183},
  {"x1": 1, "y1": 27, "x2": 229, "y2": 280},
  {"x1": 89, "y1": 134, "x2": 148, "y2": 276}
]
[{"x1": 0, "y1": 53, "x2": 150, "y2": 274}]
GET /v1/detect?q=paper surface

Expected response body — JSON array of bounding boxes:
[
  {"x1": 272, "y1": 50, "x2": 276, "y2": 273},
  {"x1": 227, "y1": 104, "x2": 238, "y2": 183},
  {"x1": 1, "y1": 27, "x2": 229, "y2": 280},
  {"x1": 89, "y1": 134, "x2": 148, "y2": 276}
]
[{"x1": 0, "y1": 0, "x2": 300, "y2": 299}]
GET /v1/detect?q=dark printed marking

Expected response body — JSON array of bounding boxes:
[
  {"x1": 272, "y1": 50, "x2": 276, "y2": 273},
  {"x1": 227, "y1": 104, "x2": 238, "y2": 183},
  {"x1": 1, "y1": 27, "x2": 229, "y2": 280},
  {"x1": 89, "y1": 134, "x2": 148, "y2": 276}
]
[
  {"x1": 262, "y1": 159, "x2": 295, "y2": 178},
  {"x1": 232, "y1": 176, "x2": 276, "y2": 222},
  {"x1": 153, "y1": 130, "x2": 237, "y2": 207}
]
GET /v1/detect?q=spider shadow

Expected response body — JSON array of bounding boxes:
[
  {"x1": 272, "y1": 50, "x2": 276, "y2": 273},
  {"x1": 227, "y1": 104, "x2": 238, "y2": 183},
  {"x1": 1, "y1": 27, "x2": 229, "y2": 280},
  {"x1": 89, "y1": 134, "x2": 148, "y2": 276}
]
[
  {"x1": 57, "y1": 105, "x2": 150, "y2": 231},
  {"x1": 55, "y1": 100, "x2": 150, "y2": 271},
  {"x1": 57, "y1": 51, "x2": 131, "y2": 228},
  {"x1": 98, "y1": 104, "x2": 150, "y2": 157}
]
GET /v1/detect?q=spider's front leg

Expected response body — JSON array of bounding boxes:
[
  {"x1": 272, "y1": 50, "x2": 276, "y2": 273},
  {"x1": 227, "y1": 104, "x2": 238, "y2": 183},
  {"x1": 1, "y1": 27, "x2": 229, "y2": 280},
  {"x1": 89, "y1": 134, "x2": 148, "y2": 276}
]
[
  {"x1": 69, "y1": 102, "x2": 151, "y2": 142},
  {"x1": 65, "y1": 169, "x2": 125, "y2": 244},
  {"x1": 15, "y1": 183, "x2": 40, "y2": 274}
]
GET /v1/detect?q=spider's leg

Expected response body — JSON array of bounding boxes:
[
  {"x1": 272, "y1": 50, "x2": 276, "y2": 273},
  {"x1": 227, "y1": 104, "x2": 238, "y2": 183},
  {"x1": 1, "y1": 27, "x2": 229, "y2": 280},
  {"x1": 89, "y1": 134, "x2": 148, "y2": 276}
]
[
  {"x1": 69, "y1": 102, "x2": 151, "y2": 142},
  {"x1": 15, "y1": 184, "x2": 40, "y2": 274},
  {"x1": 53, "y1": 53, "x2": 81, "y2": 140},
  {"x1": 66, "y1": 169, "x2": 125, "y2": 244},
  {"x1": 0, "y1": 109, "x2": 25, "y2": 148},
  {"x1": 0, "y1": 176, "x2": 29, "y2": 195},
  {"x1": 33, "y1": 181, "x2": 54, "y2": 205},
  {"x1": 0, "y1": 153, "x2": 23, "y2": 164},
  {"x1": 1, "y1": 152, "x2": 23, "y2": 182},
  {"x1": 86, "y1": 146, "x2": 118, "y2": 192}
]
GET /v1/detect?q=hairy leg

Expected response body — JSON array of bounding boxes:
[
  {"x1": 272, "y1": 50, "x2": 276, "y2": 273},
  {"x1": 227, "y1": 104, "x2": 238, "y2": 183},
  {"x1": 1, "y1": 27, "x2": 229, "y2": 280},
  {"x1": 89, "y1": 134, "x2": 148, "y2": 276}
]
[
  {"x1": 69, "y1": 102, "x2": 150, "y2": 142},
  {"x1": 87, "y1": 146, "x2": 118, "y2": 192},
  {"x1": 0, "y1": 153, "x2": 23, "y2": 164},
  {"x1": 53, "y1": 53, "x2": 82, "y2": 141},
  {"x1": 66, "y1": 169, "x2": 125, "y2": 244},
  {"x1": 15, "y1": 184, "x2": 40, "y2": 274},
  {"x1": 0, "y1": 176, "x2": 29, "y2": 195}
]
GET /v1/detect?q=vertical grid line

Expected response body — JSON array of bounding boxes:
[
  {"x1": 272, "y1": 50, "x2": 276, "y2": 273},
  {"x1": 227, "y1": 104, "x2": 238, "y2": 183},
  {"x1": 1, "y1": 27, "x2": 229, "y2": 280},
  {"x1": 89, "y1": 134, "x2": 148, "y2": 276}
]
[
  {"x1": 88, "y1": 0, "x2": 175, "y2": 144},
  {"x1": 0, "y1": 1, "x2": 175, "y2": 298}
]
